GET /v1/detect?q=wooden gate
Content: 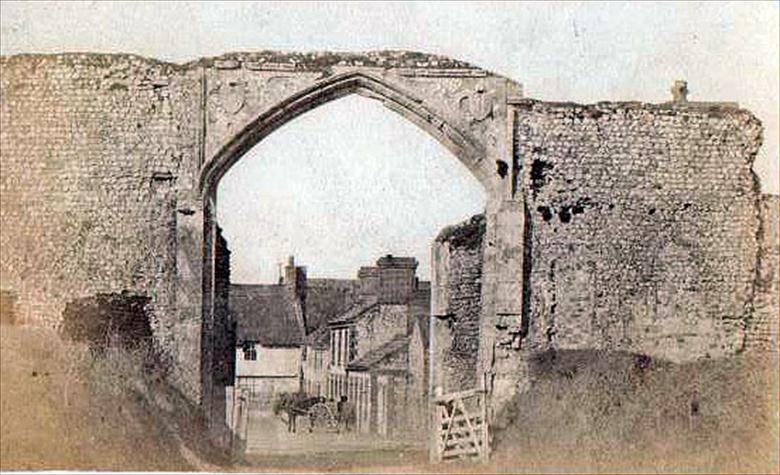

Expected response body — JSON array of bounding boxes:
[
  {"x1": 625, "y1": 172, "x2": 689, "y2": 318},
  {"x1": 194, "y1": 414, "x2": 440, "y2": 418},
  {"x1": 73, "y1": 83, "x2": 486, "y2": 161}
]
[{"x1": 431, "y1": 386, "x2": 490, "y2": 462}]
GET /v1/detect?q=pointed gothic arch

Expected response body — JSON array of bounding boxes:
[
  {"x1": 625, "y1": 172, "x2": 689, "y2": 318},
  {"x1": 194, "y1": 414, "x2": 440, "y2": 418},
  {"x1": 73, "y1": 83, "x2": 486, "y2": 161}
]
[
  {"x1": 190, "y1": 55, "x2": 525, "y2": 433},
  {"x1": 199, "y1": 70, "x2": 493, "y2": 197}
]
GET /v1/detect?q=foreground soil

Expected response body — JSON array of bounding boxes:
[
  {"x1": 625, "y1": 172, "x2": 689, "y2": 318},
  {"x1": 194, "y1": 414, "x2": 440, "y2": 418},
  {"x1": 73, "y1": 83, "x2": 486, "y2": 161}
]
[
  {"x1": 0, "y1": 323, "x2": 226, "y2": 471},
  {"x1": 489, "y1": 349, "x2": 780, "y2": 474},
  {"x1": 2, "y1": 322, "x2": 778, "y2": 473}
]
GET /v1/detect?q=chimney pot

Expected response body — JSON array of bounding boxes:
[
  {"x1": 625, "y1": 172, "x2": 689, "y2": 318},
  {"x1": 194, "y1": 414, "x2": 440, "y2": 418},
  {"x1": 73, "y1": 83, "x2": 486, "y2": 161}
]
[{"x1": 671, "y1": 80, "x2": 688, "y2": 102}]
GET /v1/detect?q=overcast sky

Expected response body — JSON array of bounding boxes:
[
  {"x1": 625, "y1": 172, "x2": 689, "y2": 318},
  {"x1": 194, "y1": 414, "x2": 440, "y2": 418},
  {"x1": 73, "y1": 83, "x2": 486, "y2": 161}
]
[
  {"x1": 2, "y1": 1, "x2": 777, "y2": 282},
  {"x1": 216, "y1": 96, "x2": 486, "y2": 283}
]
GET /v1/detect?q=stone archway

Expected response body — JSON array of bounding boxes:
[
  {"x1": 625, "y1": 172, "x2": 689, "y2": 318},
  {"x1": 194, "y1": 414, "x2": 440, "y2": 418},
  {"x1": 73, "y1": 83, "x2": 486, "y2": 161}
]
[
  {"x1": 0, "y1": 49, "x2": 768, "y2": 458},
  {"x1": 187, "y1": 51, "x2": 527, "y2": 429},
  {"x1": 1, "y1": 49, "x2": 766, "y2": 457},
  {"x1": 200, "y1": 71, "x2": 494, "y2": 193}
]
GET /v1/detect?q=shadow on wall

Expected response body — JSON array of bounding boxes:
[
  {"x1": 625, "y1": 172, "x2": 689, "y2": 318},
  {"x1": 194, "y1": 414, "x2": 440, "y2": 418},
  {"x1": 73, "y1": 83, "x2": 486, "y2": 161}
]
[
  {"x1": 0, "y1": 290, "x2": 18, "y2": 325},
  {"x1": 60, "y1": 292, "x2": 154, "y2": 353}
]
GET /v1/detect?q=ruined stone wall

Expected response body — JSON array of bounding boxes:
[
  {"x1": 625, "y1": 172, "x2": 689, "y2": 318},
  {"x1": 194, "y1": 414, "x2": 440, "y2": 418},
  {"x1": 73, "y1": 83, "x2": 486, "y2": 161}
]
[
  {"x1": 1, "y1": 51, "x2": 771, "y2": 424},
  {"x1": 0, "y1": 54, "x2": 203, "y2": 398},
  {"x1": 514, "y1": 100, "x2": 764, "y2": 362},
  {"x1": 0, "y1": 289, "x2": 18, "y2": 325},
  {"x1": 748, "y1": 194, "x2": 779, "y2": 351},
  {"x1": 0, "y1": 50, "x2": 511, "y2": 416},
  {"x1": 210, "y1": 225, "x2": 233, "y2": 439},
  {"x1": 431, "y1": 215, "x2": 485, "y2": 393}
]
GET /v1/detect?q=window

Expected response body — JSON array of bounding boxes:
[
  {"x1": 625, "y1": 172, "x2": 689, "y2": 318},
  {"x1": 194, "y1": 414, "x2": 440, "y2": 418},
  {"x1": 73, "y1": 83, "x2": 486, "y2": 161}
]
[
  {"x1": 349, "y1": 328, "x2": 357, "y2": 362},
  {"x1": 242, "y1": 343, "x2": 257, "y2": 361},
  {"x1": 336, "y1": 330, "x2": 342, "y2": 366},
  {"x1": 333, "y1": 331, "x2": 337, "y2": 366},
  {"x1": 330, "y1": 328, "x2": 354, "y2": 367}
]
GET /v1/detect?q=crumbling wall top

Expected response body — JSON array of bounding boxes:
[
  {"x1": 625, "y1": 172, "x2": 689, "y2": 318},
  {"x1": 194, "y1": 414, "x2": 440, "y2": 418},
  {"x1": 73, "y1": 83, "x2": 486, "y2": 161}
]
[
  {"x1": 0, "y1": 50, "x2": 492, "y2": 75},
  {"x1": 187, "y1": 50, "x2": 489, "y2": 73}
]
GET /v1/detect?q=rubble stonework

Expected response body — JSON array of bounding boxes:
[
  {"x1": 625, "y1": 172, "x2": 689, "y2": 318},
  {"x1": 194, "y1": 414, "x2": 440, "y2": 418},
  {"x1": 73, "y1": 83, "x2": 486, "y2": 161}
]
[
  {"x1": 0, "y1": 53, "x2": 203, "y2": 400},
  {"x1": 514, "y1": 100, "x2": 765, "y2": 362},
  {"x1": 0, "y1": 50, "x2": 517, "y2": 410},
  {"x1": 749, "y1": 195, "x2": 780, "y2": 351},
  {"x1": 431, "y1": 215, "x2": 486, "y2": 393},
  {"x1": 0, "y1": 50, "x2": 775, "y2": 431}
]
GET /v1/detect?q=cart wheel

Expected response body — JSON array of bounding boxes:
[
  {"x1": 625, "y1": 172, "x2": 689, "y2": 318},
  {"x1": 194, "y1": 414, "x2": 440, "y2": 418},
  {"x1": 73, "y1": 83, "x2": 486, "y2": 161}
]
[{"x1": 308, "y1": 402, "x2": 332, "y2": 431}]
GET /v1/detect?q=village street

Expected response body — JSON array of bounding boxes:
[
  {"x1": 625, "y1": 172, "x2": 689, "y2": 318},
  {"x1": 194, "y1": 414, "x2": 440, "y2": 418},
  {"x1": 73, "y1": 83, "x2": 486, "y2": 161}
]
[
  {"x1": 242, "y1": 409, "x2": 419, "y2": 455},
  {"x1": 238, "y1": 409, "x2": 427, "y2": 472}
]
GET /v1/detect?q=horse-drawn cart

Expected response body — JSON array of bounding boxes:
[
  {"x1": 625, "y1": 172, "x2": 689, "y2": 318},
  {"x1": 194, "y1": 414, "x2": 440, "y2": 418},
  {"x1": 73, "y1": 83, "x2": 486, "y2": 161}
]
[
  {"x1": 306, "y1": 400, "x2": 339, "y2": 432},
  {"x1": 277, "y1": 394, "x2": 339, "y2": 433}
]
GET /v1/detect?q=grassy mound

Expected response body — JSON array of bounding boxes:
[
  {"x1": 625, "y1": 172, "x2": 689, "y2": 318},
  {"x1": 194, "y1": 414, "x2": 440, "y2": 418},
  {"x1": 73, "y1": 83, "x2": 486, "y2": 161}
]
[
  {"x1": 0, "y1": 323, "x2": 228, "y2": 471},
  {"x1": 490, "y1": 349, "x2": 779, "y2": 473}
]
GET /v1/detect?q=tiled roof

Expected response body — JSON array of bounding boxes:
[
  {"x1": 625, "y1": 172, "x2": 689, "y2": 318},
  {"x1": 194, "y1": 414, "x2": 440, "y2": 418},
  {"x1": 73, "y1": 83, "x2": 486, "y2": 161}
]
[
  {"x1": 304, "y1": 324, "x2": 331, "y2": 350},
  {"x1": 230, "y1": 284, "x2": 303, "y2": 347},
  {"x1": 347, "y1": 334, "x2": 409, "y2": 371},
  {"x1": 304, "y1": 278, "x2": 361, "y2": 332},
  {"x1": 328, "y1": 299, "x2": 379, "y2": 326}
]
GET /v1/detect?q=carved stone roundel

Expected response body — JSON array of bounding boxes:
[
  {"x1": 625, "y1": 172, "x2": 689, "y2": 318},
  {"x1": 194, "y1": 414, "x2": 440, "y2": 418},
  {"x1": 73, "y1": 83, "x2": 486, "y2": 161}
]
[
  {"x1": 209, "y1": 81, "x2": 246, "y2": 115},
  {"x1": 458, "y1": 80, "x2": 494, "y2": 123},
  {"x1": 459, "y1": 91, "x2": 493, "y2": 122}
]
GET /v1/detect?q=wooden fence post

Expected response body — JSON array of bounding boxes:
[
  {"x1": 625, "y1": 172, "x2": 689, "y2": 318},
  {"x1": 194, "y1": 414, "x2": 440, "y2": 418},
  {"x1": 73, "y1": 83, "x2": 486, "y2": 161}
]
[
  {"x1": 480, "y1": 373, "x2": 490, "y2": 462},
  {"x1": 430, "y1": 386, "x2": 442, "y2": 462}
]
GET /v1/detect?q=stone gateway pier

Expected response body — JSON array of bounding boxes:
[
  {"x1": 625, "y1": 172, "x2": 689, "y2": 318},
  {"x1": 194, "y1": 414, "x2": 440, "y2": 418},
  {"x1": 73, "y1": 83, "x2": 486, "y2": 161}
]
[{"x1": 0, "y1": 51, "x2": 776, "y2": 441}]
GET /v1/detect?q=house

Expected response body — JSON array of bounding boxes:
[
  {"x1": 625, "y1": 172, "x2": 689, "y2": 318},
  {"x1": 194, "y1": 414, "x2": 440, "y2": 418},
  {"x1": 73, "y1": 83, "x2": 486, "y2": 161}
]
[
  {"x1": 318, "y1": 255, "x2": 431, "y2": 438},
  {"x1": 302, "y1": 325, "x2": 330, "y2": 397},
  {"x1": 227, "y1": 256, "x2": 362, "y2": 428},
  {"x1": 226, "y1": 254, "x2": 431, "y2": 440},
  {"x1": 228, "y1": 280, "x2": 305, "y2": 414}
]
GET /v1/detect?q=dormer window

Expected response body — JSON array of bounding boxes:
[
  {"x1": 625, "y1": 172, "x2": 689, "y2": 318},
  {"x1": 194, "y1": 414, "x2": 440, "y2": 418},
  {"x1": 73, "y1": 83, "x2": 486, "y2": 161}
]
[{"x1": 242, "y1": 342, "x2": 258, "y2": 361}]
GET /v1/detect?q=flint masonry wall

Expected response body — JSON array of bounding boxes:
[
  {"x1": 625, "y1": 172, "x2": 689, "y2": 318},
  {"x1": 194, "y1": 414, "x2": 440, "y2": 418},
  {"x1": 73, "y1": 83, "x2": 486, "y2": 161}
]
[
  {"x1": 0, "y1": 50, "x2": 513, "y2": 413},
  {"x1": 0, "y1": 54, "x2": 203, "y2": 399},
  {"x1": 514, "y1": 100, "x2": 765, "y2": 362},
  {"x1": 431, "y1": 215, "x2": 485, "y2": 393},
  {"x1": 749, "y1": 194, "x2": 779, "y2": 351}
]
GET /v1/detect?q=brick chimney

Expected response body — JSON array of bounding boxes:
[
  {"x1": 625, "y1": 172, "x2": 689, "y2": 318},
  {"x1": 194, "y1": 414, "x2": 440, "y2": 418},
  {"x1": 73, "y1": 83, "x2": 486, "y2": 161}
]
[
  {"x1": 357, "y1": 255, "x2": 419, "y2": 304},
  {"x1": 671, "y1": 80, "x2": 688, "y2": 103},
  {"x1": 358, "y1": 266, "x2": 381, "y2": 300},
  {"x1": 376, "y1": 255, "x2": 418, "y2": 304},
  {"x1": 283, "y1": 255, "x2": 307, "y2": 291},
  {"x1": 282, "y1": 255, "x2": 308, "y2": 333}
]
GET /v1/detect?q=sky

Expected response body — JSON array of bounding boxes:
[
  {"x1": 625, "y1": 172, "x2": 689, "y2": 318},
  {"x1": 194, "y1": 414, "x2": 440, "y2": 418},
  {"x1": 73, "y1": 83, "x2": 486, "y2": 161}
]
[
  {"x1": 215, "y1": 96, "x2": 486, "y2": 282},
  {"x1": 2, "y1": 1, "x2": 778, "y2": 282}
]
